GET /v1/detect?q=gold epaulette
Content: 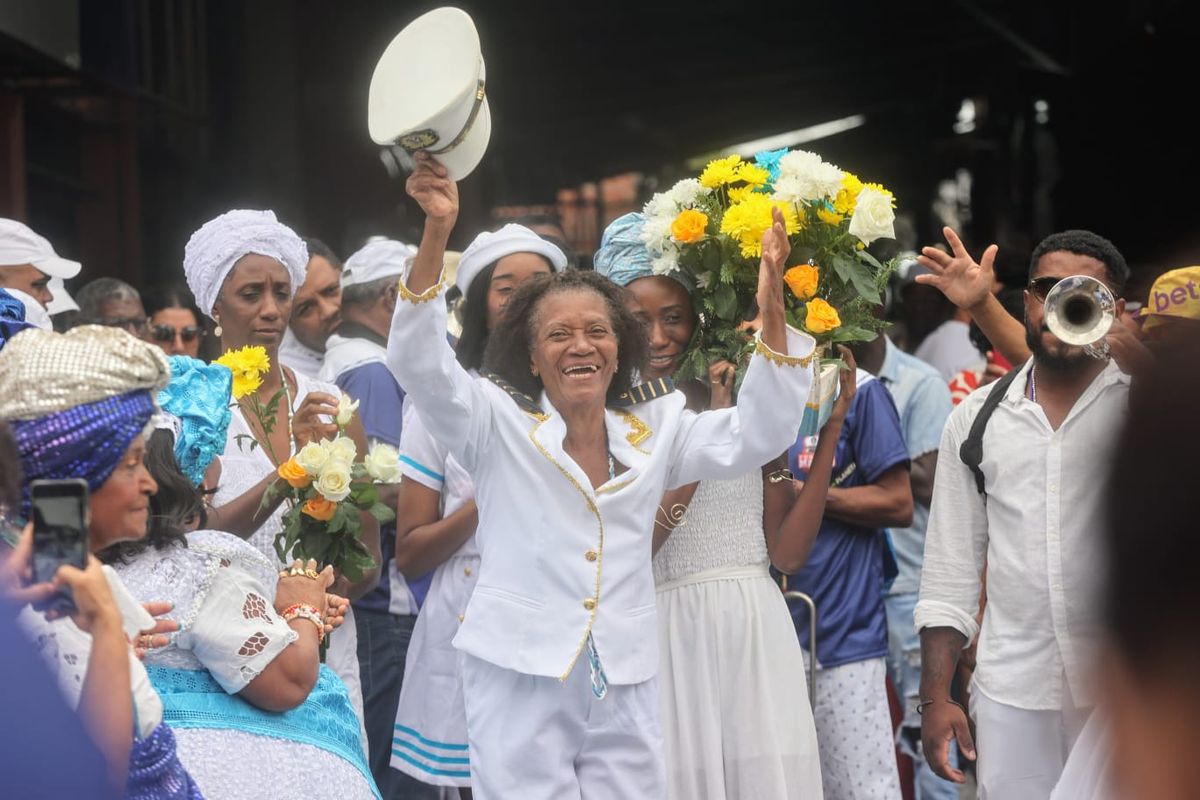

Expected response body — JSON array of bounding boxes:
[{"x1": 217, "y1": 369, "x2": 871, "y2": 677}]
[{"x1": 614, "y1": 377, "x2": 675, "y2": 407}]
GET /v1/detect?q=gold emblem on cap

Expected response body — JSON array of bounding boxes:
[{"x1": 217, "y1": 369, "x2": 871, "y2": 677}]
[{"x1": 397, "y1": 129, "x2": 440, "y2": 152}]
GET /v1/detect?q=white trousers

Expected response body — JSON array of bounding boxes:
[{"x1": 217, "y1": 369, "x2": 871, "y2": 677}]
[
  {"x1": 970, "y1": 687, "x2": 1089, "y2": 800},
  {"x1": 460, "y1": 652, "x2": 666, "y2": 800}
]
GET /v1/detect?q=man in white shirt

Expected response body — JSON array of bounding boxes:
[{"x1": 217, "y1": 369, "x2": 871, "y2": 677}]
[{"x1": 914, "y1": 229, "x2": 1132, "y2": 800}]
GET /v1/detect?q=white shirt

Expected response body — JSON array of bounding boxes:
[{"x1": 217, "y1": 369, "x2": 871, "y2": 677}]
[
  {"x1": 915, "y1": 319, "x2": 984, "y2": 380},
  {"x1": 279, "y1": 328, "x2": 325, "y2": 378},
  {"x1": 915, "y1": 358, "x2": 1129, "y2": 711},
  {"x1": 386, "y1": 278, "x2": 815, "y2": 685}
]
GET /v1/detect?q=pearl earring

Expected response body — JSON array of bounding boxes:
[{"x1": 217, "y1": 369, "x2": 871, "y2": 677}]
[{"x1": 213, "y1": 319, "x2": 223, "y2": 338}]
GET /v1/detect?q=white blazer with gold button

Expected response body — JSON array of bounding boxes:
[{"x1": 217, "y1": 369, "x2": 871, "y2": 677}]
[{"x1": 386, "y1": 280, "x2": 816, "y2": 685}]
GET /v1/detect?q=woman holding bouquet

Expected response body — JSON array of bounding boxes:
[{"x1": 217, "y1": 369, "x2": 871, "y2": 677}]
[
  {"x1": 181, "y1": 209, "x2": 380, "y2": 738},
  {"x1": 386, "y1": 153, "x2": 815, "y2": 798},
  {"x1": 390, "y1": 223, "x2": 566, "y2": 793},
  {"x1": 596, "y1": 212, "x2": 851, "y2": 799}
]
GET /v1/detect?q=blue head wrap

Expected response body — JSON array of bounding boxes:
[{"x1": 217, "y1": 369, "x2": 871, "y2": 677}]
[
  {"x1": 156, "y1": 356, "x2": 232, "y2": 486},
  {"x1": 12, "y1": 391, "x2": 157, "y2": 515},
  {"x1": 0, "y1": 289, "x2": 33, "y2": 352},
  {"x1": 594, "y1": 213, "x2": 656, "y2": 287}
]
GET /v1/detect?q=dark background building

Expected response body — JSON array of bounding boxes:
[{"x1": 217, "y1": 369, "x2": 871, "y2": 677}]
[{"x1": 2, "y1": 0, "x2": 1196, "y2": 292}]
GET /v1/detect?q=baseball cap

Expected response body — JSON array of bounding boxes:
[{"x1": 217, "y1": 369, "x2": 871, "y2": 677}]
[
  {"x1": 1138, "y1": 266, "x2": 1200, "y2": 330},
  {"x1": 341, "y1": 239, "x2": 417, "y2": 289},
  {"x1": 45, "y1": 276, "x2": 80, "y2": 315},
  {"x1": 0, "y1": 218, "x2": 82, "y2": 279}
]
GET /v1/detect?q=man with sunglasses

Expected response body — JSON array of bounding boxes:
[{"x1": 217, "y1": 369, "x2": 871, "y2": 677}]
[
  {"x1": 913, "y1": 229, "x2": 1135, "y2": 800},
  {"x1": 75, "y1": 277, "x2": 149, "y2": 336}
]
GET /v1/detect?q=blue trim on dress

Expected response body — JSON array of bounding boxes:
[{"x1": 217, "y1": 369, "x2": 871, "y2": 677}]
[
  {"x1": 147, "y1": 665, "x2": 380, "y2": 799},
  {"x1": 399, "y1": 455, "x2": 444, "y2": 483},
  {"x1": 392, "y1": 723, "x2": 470, "y2": 751},
  {"x1": 391, "y1": 737, "x2": 470, "y2": 765},
  {"x1": 391, "y1": 749, "x2": 472, "y2": 779}
]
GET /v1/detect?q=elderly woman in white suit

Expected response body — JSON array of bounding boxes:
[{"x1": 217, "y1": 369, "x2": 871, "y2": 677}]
[{"x1": 387, "y1": 153, "x2": 817, "y2": 799}]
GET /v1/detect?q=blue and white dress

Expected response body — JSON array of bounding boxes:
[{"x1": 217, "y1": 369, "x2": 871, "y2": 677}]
[
  {"x1": 115, "y1": 530, "x2": 378, "y2": 800},
  {"x1": 389, "y1": 402, "x2": 478, "y2": 787}
]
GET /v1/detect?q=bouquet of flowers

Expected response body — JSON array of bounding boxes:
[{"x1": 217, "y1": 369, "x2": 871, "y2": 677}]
[
  {"x1": 639, "y1": 147, "x2": 900, "y2": 385},
  {"x1": 214, "y1": 346, "x2": 398, "y2": 582}
]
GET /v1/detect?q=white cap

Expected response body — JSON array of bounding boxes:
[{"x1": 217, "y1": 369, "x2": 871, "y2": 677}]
[
  {"x1": 456, "y1": 224, "x2": 568, "y2": 296},
  {"x1": 45, "y1": 276, "x2": 80, "y2": 315},
  {"x1": 0, "y1": 218, "x2": 82, "y2": 279},
  {"x1": 3, "y1": 288, "x2": 53, "y2": 330},
  {"x1": 341, "y1": 239, "x2": 417, "y2": 289},
  {"x1": 368, "y1": 7, "x2": 492, "y2": 181}
]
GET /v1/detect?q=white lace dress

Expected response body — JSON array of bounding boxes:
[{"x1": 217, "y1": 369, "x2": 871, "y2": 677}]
[
  {"x1": 113, "y1": 530, "x2": 378, "y2": 800},
  {"x1": 653, "y1": 471, "x2": 823, "y2": 799},
  {"x1": 213, "y1": 370, "x2": 366, "y2": 741}
]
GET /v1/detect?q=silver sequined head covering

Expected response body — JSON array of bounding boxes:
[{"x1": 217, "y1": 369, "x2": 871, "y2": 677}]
[
  {"x1": 183, "y1": 209, "x2": 309, "y2": 319},
  {"x1": 0, "y1": 325, "x2": 170, "y2": 421}
]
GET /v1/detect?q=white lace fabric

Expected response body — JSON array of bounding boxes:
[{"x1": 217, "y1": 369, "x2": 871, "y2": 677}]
[{"x1": 652, "y1": 470, "x2": 770, "y2": 586}]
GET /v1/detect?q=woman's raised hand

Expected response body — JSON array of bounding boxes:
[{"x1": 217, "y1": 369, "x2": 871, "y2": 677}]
[
  {"x1": 757, "y1": 207, "x2": 790, "y2": 316},
  {"x1": 707, "y1": 359, "x2": 737, "y2": 410},
  {"x1": 292, "y1": 391, "x2": 339, "y2": 449},
  {"x1": 406, "y1": 153, "x2": 459, "y2": 226}
]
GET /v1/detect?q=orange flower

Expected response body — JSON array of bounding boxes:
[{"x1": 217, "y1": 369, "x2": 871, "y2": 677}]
[
  {"x1": 783, "y1": 265, "x2": 820, "y2": 300},
  {"x1": 670, "y1": 209, "x2": 708, "y2": 244},
  {"x1": 278, "y1": 458, "x2": 312, "y2": 489},
  {"x1": 805, "y1": 298, "x2": 842, "y2": 334},
  {"x1": 301, "y1": 497, "x2": 337, "y2": 521}
]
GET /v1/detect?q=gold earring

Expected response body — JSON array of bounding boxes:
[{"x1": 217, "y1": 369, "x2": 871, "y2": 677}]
[{"x1": 213, "y1": 317, "x2": 222, "y2": 338}]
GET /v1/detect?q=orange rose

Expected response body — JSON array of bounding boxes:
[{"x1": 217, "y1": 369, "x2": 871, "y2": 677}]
[
  {"x1": 670, "y1": 209, "x2": 708, "y2": 244},
  {"x1": 805, "y1": 298, "x2": 842, "y2": 334},
  {"x1": 301, "y1": 497, "x2": 337, "y2": 521},
  {"x1": 783, "y1": 265, "x2": 820, "y2": 300},
  {"x1": 278, "y1": 457, "x2": 312, "y2": 489}
]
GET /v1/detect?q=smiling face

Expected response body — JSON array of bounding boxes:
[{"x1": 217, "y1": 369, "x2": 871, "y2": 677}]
[
  {"x1": 88, "y1": 437, "x2": 157, "y2": 551},
  {"x1": 625, "y1": 276, "x2": 695, "y2": 380},
  {"x1": 1025, "y1": 251, "x2": 1123, "y2": 369},
  {"x1": 487, "y1": 252, "x2": 554, "y2": 331},
  {"x1": 529, "y1": 288, "x2": 619, "y2": 413},
  {"x1": 212, "y1": 254, "x2": 294, "y2": 350}
]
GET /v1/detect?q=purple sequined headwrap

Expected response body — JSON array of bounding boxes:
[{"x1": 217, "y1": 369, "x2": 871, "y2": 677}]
[{"x1": 12, "y1": 390, "x2": 156, "y2": 514}]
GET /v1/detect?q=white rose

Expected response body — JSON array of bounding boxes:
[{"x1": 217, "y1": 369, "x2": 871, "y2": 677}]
[
  {"x1": 315, "y1": 459, "x2": 353, "y2": 502},
  {"x1": 848, "y1": 186, "x2": 896, "y2": 245},
  {"x1": 364, "y1": 443, "x2": 404, "y2": 483},
  {"x1": 336, "y1": 394, "x2": 359, "y2": 427},
  {"x1": 295, "y1": 441, "x2": 330, "y2": 476},
  {"x1": 325, "y1": 435, "x2": 358, "y2": 463},
  {"x1": 774, "y1": 150, "x2": 844, "y2": 203}
]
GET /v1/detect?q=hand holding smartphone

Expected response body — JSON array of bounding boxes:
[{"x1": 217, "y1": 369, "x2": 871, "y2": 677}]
[{"x1": 30, "y1": 479, "x2": 90, "y2": 614}]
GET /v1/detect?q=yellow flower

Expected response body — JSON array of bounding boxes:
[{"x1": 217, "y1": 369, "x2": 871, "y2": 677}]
[
  {"x1": 833, "y1": 172, "x2": 864, "y2": 216},
  {"x1": 699, "y1": 155, "x2": 745, "y2": 189},
  {"x1": 735, "y1": 163, "x2": 770, "y2": 188},
  {"x1": 783, "y1": 265, "x2": 820, "y2": 300},
  {"x1": 670, "y1": 209, "x2": 708, "y2": 244},
  {"x1": 301, "y1": 497, "x2": 337, "y2": 522},
  {"x1": 805, "y1": 298, "x2": 842, "y2": 333},
  {"x1": 215, "y1": 346, "x2": 271, "y2": 399},
  {"x1": 817, "y1": 207, "x2": 844, "y2": 226},
  {"x1": 277, "y1": 457, "x2": 312, "y2": 489},
  {"x1": 728, "y1": 185, "x2": 754, "y2": 203},
  {"x1": 719, "y1": 193, "x2": 801, "y2": 258}
]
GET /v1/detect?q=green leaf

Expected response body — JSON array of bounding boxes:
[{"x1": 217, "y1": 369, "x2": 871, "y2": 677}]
[
  {"x1": 368, "y1": 502, "x2": 395, "y2": 523},
  {"x1": 353, "y1": 483, "x2": 380, "y2": 507},
  {"x1": 713, "y1": 283, "x2": 738, "y2": 321},
  {"x1": 857, "y1": 249, "x2": 884, "y2": 270},
  {"x1": 831, "y1": 254, "x2": 880, "y2": 304},
  {"x1": 329, "y1": 506, "x2": 348, "y2": 534}
]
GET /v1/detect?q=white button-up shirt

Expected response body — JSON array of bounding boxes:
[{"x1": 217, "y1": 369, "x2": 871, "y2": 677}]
[{"x1": 915, "y1": 359, "x2": 1129, "y2": 710}]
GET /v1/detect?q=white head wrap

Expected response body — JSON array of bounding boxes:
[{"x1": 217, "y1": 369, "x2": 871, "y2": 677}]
[
  {"x1": 455, "y1": 224, "x2": 568, "y2": 296},
  {"x1": 183, "y1": 209, "x2": 309, "y2": 319}
]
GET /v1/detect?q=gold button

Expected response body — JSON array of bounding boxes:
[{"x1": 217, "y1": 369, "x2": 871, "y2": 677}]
[
  {"x1": 464, "y1": 567, "x2": 472, "y2": 576},
  {"x1": 583, "y1": 598, "x2": 596, "y2": 611},
  {"x1": 457, "y1": 614, "x2": 465, "y2": 623},
  {"x1": 584, "y1": 550, "x2": 598, "y2": 562}
]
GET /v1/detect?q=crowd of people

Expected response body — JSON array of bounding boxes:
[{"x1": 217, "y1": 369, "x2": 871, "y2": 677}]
[{"x1": 1, "y1": 150, "x2": 1198, "y2": 800}]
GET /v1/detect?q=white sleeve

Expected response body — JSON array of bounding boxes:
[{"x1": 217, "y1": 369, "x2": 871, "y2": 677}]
[
  {"x1": 666, "y1": 327, "x2": 815, "y2": 488},
  {"x1": 914, "y1": 400, "x2": 990, "y2": 643},
  {"x1": 399, "y1": 402, "x2": 448, "y2": 492},
  {"x1": 386, "y1": 279, "x2": 493, "y2": 473},
  {"x1": 181, "y1": 564, "x2": 298, "y2": 695}
]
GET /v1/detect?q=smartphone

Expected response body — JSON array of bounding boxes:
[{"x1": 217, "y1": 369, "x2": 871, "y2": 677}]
[{"x1": 30, "y1": 479, "x2": 90, "y2": 613}]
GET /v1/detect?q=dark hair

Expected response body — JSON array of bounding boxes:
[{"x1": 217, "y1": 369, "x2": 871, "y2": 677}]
[
  {"x1": 482, "y1": 270, "x2": 647, "y2": 404},
  {"x1": 1104, "y1": 334, "x2": 1200, "y2": 677},
  {"x1": 303, "y1": 237, "x2": 343, "y2": 270},
  {"x1": 98, "y1": 430, "x2": 199, "y2": 565},
  {"x1": 143, "y1": 284, "x2": 202, "y2": 322},
  {"x1": 1030, "y1": 230, "x2": 1129, "y2": 295},
  {"x1": 456, "y1": 262, "x2": 497, "y2": 372}
]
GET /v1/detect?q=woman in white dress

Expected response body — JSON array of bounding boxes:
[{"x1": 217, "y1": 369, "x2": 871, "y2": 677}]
[
  {"x1": 391, "y1": 225, "x2": 566, "y2": 794},
  {"x1": 181, "y1": 209, "x2": 382, "y2": 735},
  {"x1": 596, "y1": 212, "x2": 855, "y2": 799}
]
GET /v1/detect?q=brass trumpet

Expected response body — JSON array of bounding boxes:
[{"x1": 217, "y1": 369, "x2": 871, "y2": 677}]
[{"x1": 1044, "y1": 275, "x2": 1116, "y2": 359}]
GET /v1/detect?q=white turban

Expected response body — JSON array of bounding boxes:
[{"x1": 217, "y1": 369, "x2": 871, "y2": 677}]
[
  {"x1": 455, "y1": 224, "x2": 568, "y2": 296},
  {"x1": 183, "y1": 209, "x2": 309, "y2": 319}
]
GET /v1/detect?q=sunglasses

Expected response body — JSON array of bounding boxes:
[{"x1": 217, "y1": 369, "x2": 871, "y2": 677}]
[
  {"x1": 150, "y1": 324, "x2": 205, "y2": 344},
  {"x1": 99, "y1": 317, "x2": 149, "y2": 334},
  {"x1": 1027, "y1": 277, "x2": 1061, "y2": 303}
]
